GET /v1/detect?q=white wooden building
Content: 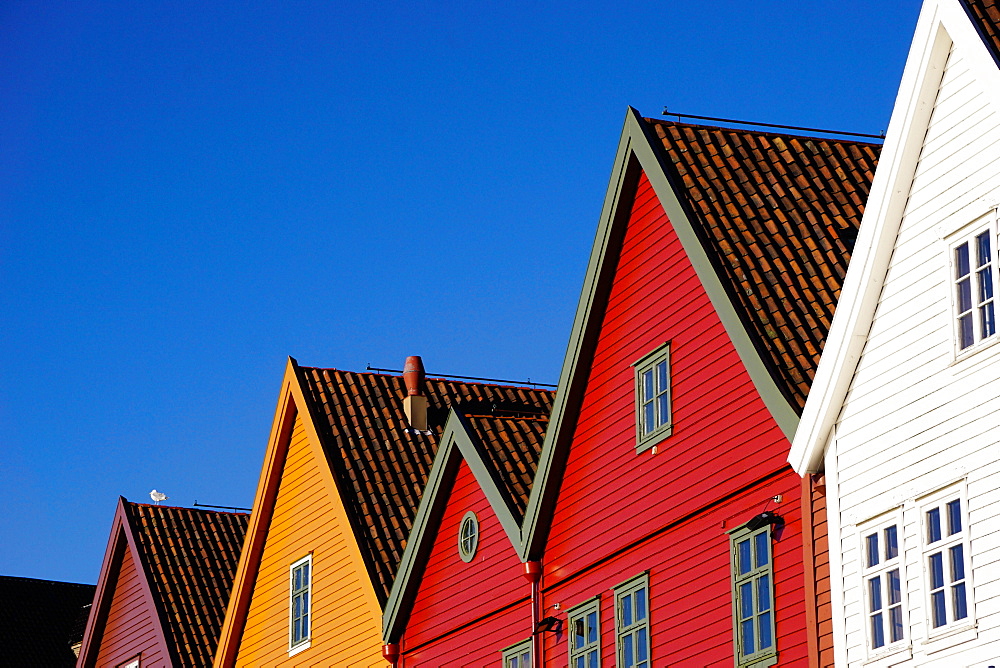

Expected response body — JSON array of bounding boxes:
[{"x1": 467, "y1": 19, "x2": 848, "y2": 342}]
[{"x1": 789, "y1": 0, "x2": 1000, "y2": 665}]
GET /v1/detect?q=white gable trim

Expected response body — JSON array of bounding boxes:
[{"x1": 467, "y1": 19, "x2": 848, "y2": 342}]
[{"x1": 789, "y1": 0, "x2": 1000, "y2": 474}]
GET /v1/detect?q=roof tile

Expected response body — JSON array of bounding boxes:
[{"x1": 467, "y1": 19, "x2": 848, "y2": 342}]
[{"x1": 962, "y1": 0, "x2": 1000, "y2": 64}]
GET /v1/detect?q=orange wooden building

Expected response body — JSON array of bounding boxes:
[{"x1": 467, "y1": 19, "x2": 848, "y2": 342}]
[{"x1": 213, "y1": 356, "x2": 552, "y2": 666}]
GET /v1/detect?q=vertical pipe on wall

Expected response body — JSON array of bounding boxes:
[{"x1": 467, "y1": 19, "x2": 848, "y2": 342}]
[{"x1": 522, "y1": 561, "x2": 542, "y2": 668}]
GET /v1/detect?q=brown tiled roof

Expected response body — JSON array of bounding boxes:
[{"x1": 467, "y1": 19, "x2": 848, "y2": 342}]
[
  {"x1": 962, "y1": 0, "x2": 1000, "y2": 64},
  {"x1": 124, "y1": 502, "x2": 249, "y2": 667},
  {"x1": 467, "y1": 414, "x2": 549, "y2": 517},
  {"x1": 0, "y1": 576, "x2": 95, "y2": 666},
  {"x1": 296, "y1": 366, "x2": 553, "y2": 603},
  {"x1": 644, "y1": 119, "x2": 881, "y2": 412}
]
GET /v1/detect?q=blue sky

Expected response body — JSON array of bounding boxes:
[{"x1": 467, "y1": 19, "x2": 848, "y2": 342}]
[{"x1": 2, "y1": 1, "x2": 919, "y2": 584}]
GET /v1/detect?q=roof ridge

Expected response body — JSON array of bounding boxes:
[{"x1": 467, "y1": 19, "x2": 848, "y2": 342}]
[
  {"x1": 125, "y1": 500, "x2": 249, "y2": 516},
  {"x1": 643, "y1": 116, "x2": 885, "y2": 147},
  {"x1": 297, "y1": 364, "x2": 556, "y2": 392}
]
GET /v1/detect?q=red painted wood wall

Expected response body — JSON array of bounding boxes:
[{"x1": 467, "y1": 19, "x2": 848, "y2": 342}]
[
  {"x1": 88, "y1": 544, "x2": 168, "y2": 668},
  {"x1": 400, "y1": 459, "x2": 533, "y2": 666},
  {"x1": 539, "y1": 171, "x2": 808, "y2": 665}
]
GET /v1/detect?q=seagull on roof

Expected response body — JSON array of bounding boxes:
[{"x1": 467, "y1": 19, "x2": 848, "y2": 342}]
[{"x1": 150, "y1": 489, "x2": 168, "y2": 504}]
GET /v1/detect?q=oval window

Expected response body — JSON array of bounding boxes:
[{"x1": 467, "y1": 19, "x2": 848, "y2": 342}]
[{"x1": 458, "y1": 511, "x2": 479, "y2": 562}]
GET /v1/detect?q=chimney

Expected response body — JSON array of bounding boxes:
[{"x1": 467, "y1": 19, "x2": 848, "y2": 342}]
[{"x1": 402, "y1": 356, "x2": 428, "y2": 431}]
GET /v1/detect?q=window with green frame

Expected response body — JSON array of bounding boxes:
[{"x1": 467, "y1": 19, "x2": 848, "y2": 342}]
[
  {"x1": 614, "y1": 573, "x2": 650, "y2": 668},
  {"x1": 730, "y1": 526, "x2": 777, "y2": 667},
  {"x1": 567, "y1": 596, "x2": 601, "y2": 668},
  {"x1": 632, "y1": 343, "x2": 672, "y2": 452},
  {"x1": 501, "y1": 639, "x2": 531, "y2": 668}
]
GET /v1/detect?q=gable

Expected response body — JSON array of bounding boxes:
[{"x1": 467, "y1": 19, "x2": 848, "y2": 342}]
[
  {"x1": 234, "y1": 411, "x2": 383, "y2": 667},
  {"x1": 544, "y1": 170, "x2": 789, "y2": 569},
  {"x1": 400, "y1": 458, "x2": 528, "y2": 663},
  {"x1": 790, "y1": 0, "x2": 1000, "y2": 474},
  {"x1": 90, "y1": 540, "x2": 168, "y2": 668}
]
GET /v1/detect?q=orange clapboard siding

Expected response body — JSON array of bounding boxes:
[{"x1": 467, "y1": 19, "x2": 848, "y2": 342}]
[
  {"x1": 93, "y1": 546, "x2": 167, "y2": 668},
  {"x1": 234, "y1": 413, "x2": 383, "y2": 667}
]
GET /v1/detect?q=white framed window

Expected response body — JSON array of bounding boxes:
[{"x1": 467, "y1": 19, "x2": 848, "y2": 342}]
[
  {"x1": 458, "y1": 511, "x2": 479, "y2": 563},
  {"x1": 921, "y1": 489, "x2": 972, "y2": 634},
  {"x1": 501, "y1": 639, "x2": 532, "y2": 668},
  {"x1": 949, "y1": 216, "x2": 998, "y2": 352},
  {"x1": 289, "y1": 553, "x2": 312, "y2": 654},
  {"x1": 115, "y1": 657, "x2": 140, "y2": 668},
  {"x1": 633, "y1": 343, "x2": 671, "y2": 451},
  {"x1": 859, "y1": 513, "x2": 906, "y2": 654},
  {"x1": 614, "y1": 573, "x2": 650, "y2": 668},
  {"x1": 567, "y1": 596, "x2": 601, "y2": 668}
]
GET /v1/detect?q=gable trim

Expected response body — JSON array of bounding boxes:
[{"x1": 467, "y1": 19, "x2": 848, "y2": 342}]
[
  {"x1": 787, "y1": 0, "x2": 999, "y2": 474},
  {"x1": 518, "y1": 107, "x2": 801, "y2": 561}
]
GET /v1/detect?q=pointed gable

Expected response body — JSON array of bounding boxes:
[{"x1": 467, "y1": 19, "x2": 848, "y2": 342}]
[{"x1": 78, "y1": 500, "x2": 248, "y2": 668}]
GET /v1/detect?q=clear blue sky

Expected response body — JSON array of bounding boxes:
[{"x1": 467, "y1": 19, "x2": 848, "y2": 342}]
[{"x1": 2, "y1": 1, "x2": 919, "y2": 584}]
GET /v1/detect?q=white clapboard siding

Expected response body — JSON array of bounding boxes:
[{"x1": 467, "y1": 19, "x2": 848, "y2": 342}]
[{"x1": 834, "y1": 38, "x2": 1000, "y2": 665}]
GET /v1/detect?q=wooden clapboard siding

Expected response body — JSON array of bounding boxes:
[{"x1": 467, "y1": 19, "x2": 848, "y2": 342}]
[
  {"x1": 400, "y1": 458, "x2": 529, "y2": 660},
  {"x1": 834, "y1": 37, "x2": 1000, "y2": 666},
  {"x1": 235, "y1": 413, "x2": 383, "y2": 667},
  {"x1": 92, "y1": 546, "x2": 167, "y2": 668},
  {"x1": 540, "y1": 171, "x2": 806, "y2": 662}
]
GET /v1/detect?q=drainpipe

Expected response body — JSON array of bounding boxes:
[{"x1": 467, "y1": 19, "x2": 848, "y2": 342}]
[
  {"x1": 382, "y1": 643, "x2": 400, "y2": 668},
  {"x1": 522, "y1": 561, "x2": 542, "y2": 668}
]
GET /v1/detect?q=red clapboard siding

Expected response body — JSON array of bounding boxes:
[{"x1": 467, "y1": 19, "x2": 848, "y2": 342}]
[
  {"x1": 542, "y1": 470, "x2": 806, "y2": 667},
  {"x1": 402, "y1": 604, "x2": 531, "y2": 667},
  {"x1": 93, "y1": 546, "x2": 168, "y2": 668},
  {"x1": 402, "y1": 459, "x2": 530, "y2": 656},
  {"x1": 543, "y1": 171, "x2": 807, "y2": 662}
]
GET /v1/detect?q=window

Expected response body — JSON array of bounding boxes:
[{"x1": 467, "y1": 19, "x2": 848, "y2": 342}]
[
  {"x1": 501, "y1": 639, "x2": 532, "y2": 668},
  {"x1": 950, "y1": 221, "x2": 997, "y2": 351},
  {"x1": 614, "y1": 573, "x2": 650, "y2": 668},
  {"x1": 730, "y1": 526, "x2": 777, "y2": 667},
  {"x1": 289, "y1": 554, "x2": 312, "y2": 654},
  {"x1": 922, "y1": 492, "x2": 971, "y2": 632},
  {"x1": 115, "y1": 658, "x2": 140, "y2": 668},
  {"x1": 567, "y1": 596, "x2": 601, "y2": 668},
  {"x1": 458, "y1": 511, "x2": 479, "y2": 562},
  {"x1": 860, "y1": 516, "x2": 905, "y2": 653},
  {"x1": 633, "y1": 344, "x2": 671, "y2": 451}
]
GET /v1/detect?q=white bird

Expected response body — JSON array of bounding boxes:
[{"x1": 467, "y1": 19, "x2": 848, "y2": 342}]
[{"x1": 150, "y1": 489, "x2": 168, "y2": 504}]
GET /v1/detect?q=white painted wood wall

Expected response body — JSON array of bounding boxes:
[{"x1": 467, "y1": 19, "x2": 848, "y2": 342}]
[{"x1": 833, "y1": 37, "x2": 1000, "y2": 667}]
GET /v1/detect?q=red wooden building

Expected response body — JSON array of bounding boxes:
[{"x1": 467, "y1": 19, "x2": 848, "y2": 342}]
[{"x1": 382, "y1": 109, "x2": 879, "y2": 667}]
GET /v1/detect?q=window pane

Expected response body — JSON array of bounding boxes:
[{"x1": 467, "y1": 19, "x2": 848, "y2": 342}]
[
  {"x1": 573, "y1": 618, "x2": 584, "y2": 648},
  {"x1": 737, "y1": 539, "x2": 751, "y2": 574},
  {"x1": 866, "y1": 533, "x2": 880, "y2": 567},
  {"x1": 622, "y1": 593, "x2": 633, "y2": 627},
  {"x1": 575, "y1": 657, "x2": 584, "y2": 668},
  {"x1": 635, "y1": 586, "x2": 646, "y2": 621},
  {"x1": 871, "y1": 612, "x2": 885, "y2": 649},
  {"x1": 758, "y1": 611, "x2": 772, "y2": 649},
  {"x1": 927, "y1": 508, "x2": 942, "y2": 543},
  {"x1": 958, "y1": 278, "x2": 973, "y2": 312},
  {"x1": 756, "y1": 575, "x2": 770, "y2": 613},
  {"x1": 884, "y1": 525, "x2": 898, "y2": 560},
  {"x1": 982, "y1": 303, "x2": 996, "y2": 337},
  {"x1": 956, "y1": 243, "x2": 970, "y2": 278},
  {"x1": 976, "y1": 231, "x2": 991, "y2": 267},
  {"x1": 931, "y1": 590, "x2": 946, "y2": 628},
  {"x1": 741, "y1": 619, "x2": 755, "y2": 656},
  {"x1": 637, "y1": 627, "x2": 648, "y2": 660},
  {"x1": 953, "y1": 582, "x2": 968, "y2": 620},
  {"x1": 623, "y1": 635, "x2": 634, "y2": 668},
  {"x1": 740, "y1": 582, "x2": 753, "y2": 619},
  {"x1": 959, "y1": 313, "x2": 974, "y2": 349},
  {"x1": 868, "y1": 576, "x2": 883, "y2": 612},
  {"x1": 643, "y1": 402, "x2": 654, "y2": 435},
  {"x1": 979, "y1": 268, "x2": 994, "y2": 302},
  {"x1": 656, "y1": 361, "x2": 667, "y2": 393},
  {"x1": 754, "y1": 531, "x2": 769, "y2": 569},
  {"x1": 888, "y1": 569, "x2": 901, "y2": 606},
  {"x1": 947, "y1": 499, "x2": 962, "y2": 535},
  {"x1": 587, "y1": 611, "x2": 597, "y2": 644},
  {"x1": 588, "y1": 653, "x2": 598, "y2": 668},
  {"x1": 657, "y1": 394, "x2": 669, "y2": 427},
  {"x1": 889, "y1": 605, "x2": 904, "y2": 643},
  {"x1": 950, "y1": 544, "x2": 965, "y2": 582},
  {"x1": 929, "y1": 552, "x2": 944, "y2": 589},
  {"x1": 642, "y1": 370, "x2": 653, "y2": 400}
]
